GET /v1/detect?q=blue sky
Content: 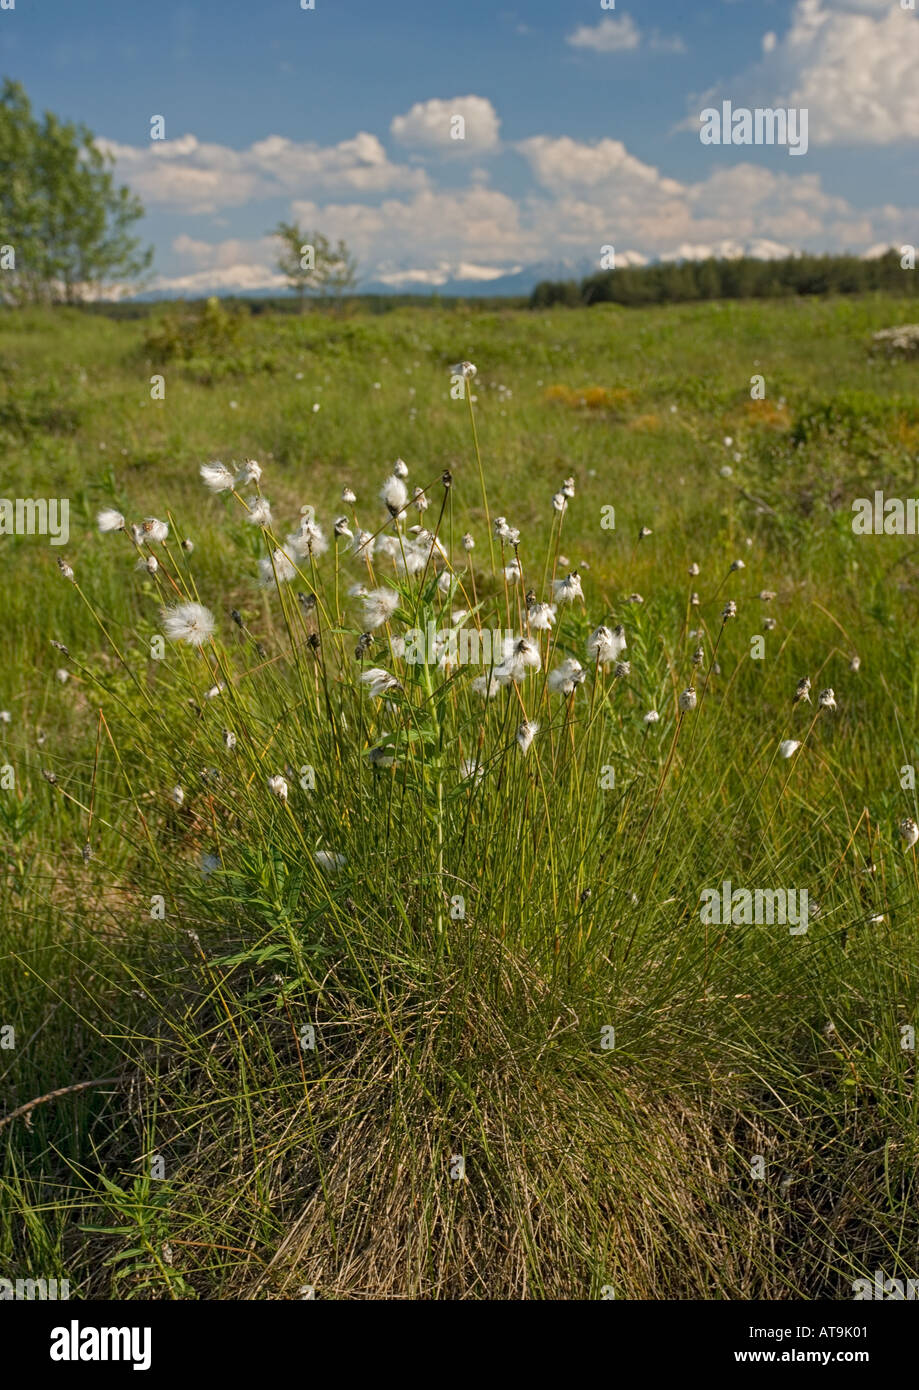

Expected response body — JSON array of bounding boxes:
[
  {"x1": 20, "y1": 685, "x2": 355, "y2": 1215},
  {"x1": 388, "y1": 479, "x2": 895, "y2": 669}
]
[{"x1": 2, "y1": 0, "x2": 917, "y2": 290}]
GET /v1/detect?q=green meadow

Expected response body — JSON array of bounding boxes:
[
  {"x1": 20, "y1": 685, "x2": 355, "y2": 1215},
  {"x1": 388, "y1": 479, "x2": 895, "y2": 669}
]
[{"x1": 1, "y1": 293, "x2": 918, "y2": 1299}]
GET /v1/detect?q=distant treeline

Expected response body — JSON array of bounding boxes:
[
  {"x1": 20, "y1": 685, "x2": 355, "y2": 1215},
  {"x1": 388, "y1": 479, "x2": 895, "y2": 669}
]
[
  {"x1": 81, "y1": 293, "x2": 530, "y2": 320},
  {"x1": 530, "y1": 251, "x2": 919, "y2": 308}
]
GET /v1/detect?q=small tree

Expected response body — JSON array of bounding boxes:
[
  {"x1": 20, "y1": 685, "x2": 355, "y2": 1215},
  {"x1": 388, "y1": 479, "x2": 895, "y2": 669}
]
[
  {"x1": 324, "y1": 237, "x2": 359, "y2": 308},
  {"x1": 271, "y1": 221, "x2": 358, "y2": 311},
  {"x1": 271, "y1": 221, "x2": 327, "y2": 311},
  {"x1": 0, "y1": 79, "x2": 152, "y2": 305}
]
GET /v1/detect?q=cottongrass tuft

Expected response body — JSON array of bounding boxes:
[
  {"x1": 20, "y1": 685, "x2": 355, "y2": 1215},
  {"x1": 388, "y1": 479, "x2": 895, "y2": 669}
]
[
  {"x1": 552, "y1": 572, "x2": 583, "y2": 604},
  {"x1": 587, "y1": 625, "x2": 625, "y2": 665},
  {"x1": 246, "y1": 498, "x2": 273, "y2": 528},
  {"x1": 200, "y1": 462, "x2": 235, "y2": 493},
  {"x1": 235, "y1": 459, "x2": 262, "y2": 486},
  {"x1": 361, "y1": 668, "x2": 402, "y2": 699},
  {"x1": 288, "y1": 519, "x2": 328, "y2": 559},
  {"x1": 471, "y1": 671, "x2": 505, "y2": 700},
  {"x1": 97, "y1": 507, "x2": 125, "y2": 533},
  {"x1": 267, "y1": 775, "x2": 289, "y2": 803},
  {"x1": 259, "y1": 549, "x2": 297, "y2": 585},
  {"x1": 362, "y1": 589, "x2": 400, "y2": 630},
  {"x1": 161, "y1": 602, "x2": 216, "y2": 647},
  {"x1": 528, "y1": 601, "x2": 556, "y2": 631},
  {"x1": 500, "y1": 637, "x2": 541, "y2": 682},
  {"x1": 899, "y1": 817, "x2": 919, "y2": 850},
  {"x1": 515, "y1": 720, "x2": 539, "y2": 755},
  {"x1": 381, "y1": 475, "x2": 408, "y2": 516},
  {"x1": 141, "y1": 517, "x2": 169, "y2": 543},
  {"x1": 548, "y1": 658, "x2": 585, "y2": 696}
]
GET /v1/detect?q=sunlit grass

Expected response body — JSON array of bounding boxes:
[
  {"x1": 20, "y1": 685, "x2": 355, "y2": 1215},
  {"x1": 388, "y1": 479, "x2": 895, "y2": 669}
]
[{"x1": 1, "y1": 297, "x2": 918, "y2": 1298}]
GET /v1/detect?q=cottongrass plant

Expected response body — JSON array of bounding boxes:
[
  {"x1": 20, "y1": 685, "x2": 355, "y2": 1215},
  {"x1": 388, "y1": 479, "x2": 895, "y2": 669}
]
[{"x1": 3, "y1": 362, "x2": 918, "y2": 1303}]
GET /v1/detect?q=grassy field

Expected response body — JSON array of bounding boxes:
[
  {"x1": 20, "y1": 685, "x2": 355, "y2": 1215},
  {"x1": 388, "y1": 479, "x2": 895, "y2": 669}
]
[{"x1": 1, "y1": 294, "x2": 918, "y2": 1299}]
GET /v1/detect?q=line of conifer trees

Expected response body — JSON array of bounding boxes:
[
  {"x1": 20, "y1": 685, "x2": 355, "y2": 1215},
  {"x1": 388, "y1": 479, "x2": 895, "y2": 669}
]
[{"x1": 530, "y1": 251, "x2": 919, "y2": 308}]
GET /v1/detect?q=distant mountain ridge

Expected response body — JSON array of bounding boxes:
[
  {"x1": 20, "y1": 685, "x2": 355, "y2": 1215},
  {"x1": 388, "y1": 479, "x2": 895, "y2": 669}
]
[{"x1": 129, "y1": 241, "x2": 898, "y2": 302}]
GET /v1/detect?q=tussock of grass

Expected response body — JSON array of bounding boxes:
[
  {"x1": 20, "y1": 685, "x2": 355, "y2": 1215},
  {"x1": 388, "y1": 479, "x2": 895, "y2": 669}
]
[{"x1": 2, "y1": 299, "x2": 919, "y2": 1299}]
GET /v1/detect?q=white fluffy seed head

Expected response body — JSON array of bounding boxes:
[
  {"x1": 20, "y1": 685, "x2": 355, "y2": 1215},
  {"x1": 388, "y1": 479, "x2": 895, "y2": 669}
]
[
  {"x1": 246, "y1": 498, "x2": 272, "y2": 528},
  {"x1": 161, "y1": 602, "x2": 216, "y2": 647},
  {"x1": 97, "y1": 507, "x2": 125, "y2": 533},
  {"x1": 360, "y1": 667, "x2": 401, "y2": 699},
  {"x1": 528, "y1": 602, "x2": 556, "y2": 631},
  {"x1": 516, "y1": 720, "x2": 539, "y2": 755},
  {"x1": 548, "y1": 658, "x2": 585, "y2": 696},
  {"x1": 200, "y1": 461, "x2": 235, "y2": 492},
  {"x1": 381, "y1": 475, "x2": 408, "y2": 514},
  {"x1": 235, "y1": 459, "x2": 261, "y2": 485},
  {"x1": 258, "y1": 549, "x2": 296, "y2": 585},
  {"x1": 352, "y1": 529, "x2": 375, "y2": 560},
  {"x1": 552, "y1": 572, "x2": 583, "y2": 604},
  {"x1": 268, "y1": 774, "x2": 289, "y2": 803},
  {"x1": 362, "y1": 588, "x2": 400, "y2": 630},
  {"x1": 471, "y1": 671, "x2": 504, "y2": 699},
  {"x1": 287, "y1": 520, "x2": 328, "y2": 558},
  {"x1": 587, "y1": 624, "x2": 625, "y2": 664}
]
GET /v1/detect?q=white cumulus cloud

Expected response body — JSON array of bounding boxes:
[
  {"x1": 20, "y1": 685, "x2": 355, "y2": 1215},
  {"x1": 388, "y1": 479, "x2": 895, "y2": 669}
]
[
  {"x1": 97, "y1": 132, "x2": 427, "y2": 214},
  {"x1": 389, "y1": 96, "x2": 500, "y2": 153},
  {"x1": 567, "y1": 16, "x2": 685, "y2": 55},
  {"x1": 567, "y1": 17, "x2": 641, "y2": 53},
  {"x1": 696, "y1": 0, "x2": 919, "y2": 146}
]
